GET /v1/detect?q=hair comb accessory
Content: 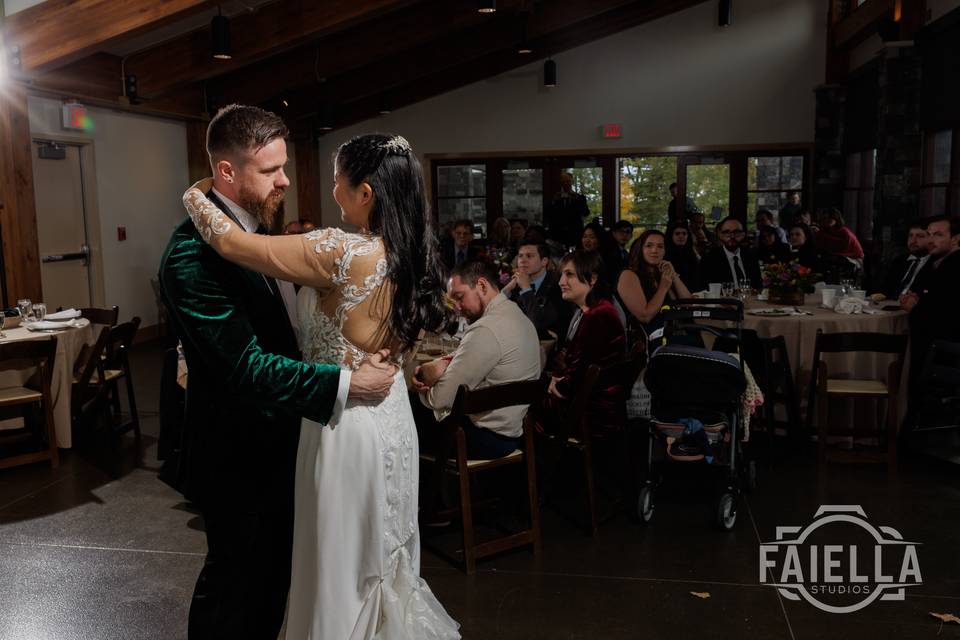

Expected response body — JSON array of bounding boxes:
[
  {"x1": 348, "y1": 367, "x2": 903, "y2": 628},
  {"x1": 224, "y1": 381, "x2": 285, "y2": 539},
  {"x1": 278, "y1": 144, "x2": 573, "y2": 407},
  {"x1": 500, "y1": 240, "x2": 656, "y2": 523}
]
[{"x1": 382, "y1": 135, "x2": 411, "y2": 155}]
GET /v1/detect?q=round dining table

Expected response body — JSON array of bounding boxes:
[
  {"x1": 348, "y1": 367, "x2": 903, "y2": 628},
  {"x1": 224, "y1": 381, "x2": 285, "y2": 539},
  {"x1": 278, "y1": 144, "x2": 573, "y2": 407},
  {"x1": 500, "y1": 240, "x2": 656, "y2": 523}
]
[
  {"x1": 739, "y1": 298, "x2": 909, "y2": 427},
  {"x1": 0, "y1": 319, "x2": 95, "y2": 449}
]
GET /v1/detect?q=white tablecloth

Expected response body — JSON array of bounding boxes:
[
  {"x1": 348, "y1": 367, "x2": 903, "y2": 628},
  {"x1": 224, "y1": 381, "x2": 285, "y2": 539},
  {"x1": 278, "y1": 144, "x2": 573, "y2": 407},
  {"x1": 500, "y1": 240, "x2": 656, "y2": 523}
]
[{"x1": 0, "y1": 320, "x2": 94, "y2": 448}]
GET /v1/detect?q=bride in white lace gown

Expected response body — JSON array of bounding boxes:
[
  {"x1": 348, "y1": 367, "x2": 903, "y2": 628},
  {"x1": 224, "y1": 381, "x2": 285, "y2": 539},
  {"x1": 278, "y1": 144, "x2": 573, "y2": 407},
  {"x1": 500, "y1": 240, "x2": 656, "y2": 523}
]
[{"x1": 183, "y1": 134, "x2": 459, "y2": 639}]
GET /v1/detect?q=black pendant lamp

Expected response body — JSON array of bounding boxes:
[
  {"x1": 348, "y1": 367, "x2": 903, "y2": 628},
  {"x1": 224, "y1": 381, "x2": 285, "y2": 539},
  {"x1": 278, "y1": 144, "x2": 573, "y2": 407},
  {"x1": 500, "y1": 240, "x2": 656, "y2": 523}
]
[
  {"x1": 212, "y1": 6, "x2": 232, "y2": 60},
  {"x1": 478, "y1": 0, "x2": 496, "y2": 14},
  {"x1": 544, "y1": 58, "x2": 557, "y2": 88},
  {"x1": 718, "y1": 0, "x2": 732, "y2": 27},
  {"x1": 318, "y1": 103, "x2": 335, "y2": 132}
]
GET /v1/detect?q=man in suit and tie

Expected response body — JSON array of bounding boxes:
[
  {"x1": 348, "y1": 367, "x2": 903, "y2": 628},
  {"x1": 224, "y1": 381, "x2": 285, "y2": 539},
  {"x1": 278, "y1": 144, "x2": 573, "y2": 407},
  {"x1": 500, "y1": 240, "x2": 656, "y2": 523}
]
[
  {"x1": 502, "y1": 242, "x2": 572, "y2": 339},
  {"x1": 442, "y1": 218, "x2": 477, "y2": 270},
  {"x1": 611, "y1": 220, "x2": 634, "y2": 268},
  {"x1": 881, "y1": 221, "x2": 929, "y2": 300},
  {"x1": 699, "y1": 216, "x2": 763, "y2": 291},
  {"x1": 158, "y1": 104, "x2": 396, "y2": 639}
]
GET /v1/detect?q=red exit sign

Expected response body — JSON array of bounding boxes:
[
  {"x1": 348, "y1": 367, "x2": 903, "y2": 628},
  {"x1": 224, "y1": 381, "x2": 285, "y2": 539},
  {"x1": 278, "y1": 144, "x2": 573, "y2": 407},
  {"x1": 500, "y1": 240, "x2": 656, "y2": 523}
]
[{"x1": 601, "y1": 123, "x2": 622, "y2": 139}]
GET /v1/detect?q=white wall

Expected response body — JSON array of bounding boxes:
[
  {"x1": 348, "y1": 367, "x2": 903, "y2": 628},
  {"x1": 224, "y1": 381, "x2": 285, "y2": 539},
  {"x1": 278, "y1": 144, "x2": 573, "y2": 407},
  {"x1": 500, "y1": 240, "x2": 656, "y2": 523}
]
[
  {"x1": 316, "y1": 0, "x2": 827, "y2": 227},
  {"x1": 3, "y1": 0, "x2": 45, "y2": 15},
  {"x1": 28, "y1": 96, "x2": 189, "y2": 326}
]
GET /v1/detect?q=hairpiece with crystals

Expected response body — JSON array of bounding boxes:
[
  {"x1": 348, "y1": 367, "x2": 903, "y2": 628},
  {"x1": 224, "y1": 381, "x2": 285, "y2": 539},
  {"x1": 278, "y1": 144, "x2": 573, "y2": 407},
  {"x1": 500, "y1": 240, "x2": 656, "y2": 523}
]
[{"x1": 382, "y1": 135, "x2": 411, "y2": 156}]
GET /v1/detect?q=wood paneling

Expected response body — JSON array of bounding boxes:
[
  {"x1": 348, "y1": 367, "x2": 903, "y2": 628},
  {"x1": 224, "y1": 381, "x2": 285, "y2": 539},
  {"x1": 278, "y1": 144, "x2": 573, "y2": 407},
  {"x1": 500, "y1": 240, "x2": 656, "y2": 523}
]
[
  {"x1": 293, "y1": 129, "x2": 323, "y2": 225},
  {"x1": 0, "y1": 86, "x2": 42, "y2": 304},
  {"x1": 186, "y1": 120, "x2": 211, "y2": 185},
  {"x1": 1, "y1": 0, "x2": 216, "y2": 73}
]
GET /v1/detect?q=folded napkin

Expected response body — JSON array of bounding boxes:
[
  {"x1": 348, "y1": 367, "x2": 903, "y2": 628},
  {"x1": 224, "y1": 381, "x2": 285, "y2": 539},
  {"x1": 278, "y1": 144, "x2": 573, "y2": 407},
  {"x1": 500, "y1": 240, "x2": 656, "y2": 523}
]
[
  {"x1": 26, "y1": 319, "x2": 78, "y2": 331},
  {"x1": 45, "y1": 308, "x2": 81, "y2": 321},
  {"x1": 833, "y1": 296, "x2": 865, "y2": 315}
]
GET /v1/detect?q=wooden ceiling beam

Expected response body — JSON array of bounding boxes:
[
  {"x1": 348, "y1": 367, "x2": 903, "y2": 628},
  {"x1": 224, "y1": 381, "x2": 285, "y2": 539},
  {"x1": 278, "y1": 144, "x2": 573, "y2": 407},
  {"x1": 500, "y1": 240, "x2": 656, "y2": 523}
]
[
  {"x1": 203, "y1": 0, "x2": 496, "y2": 107},
  {"x1": 1, "y1": 0, "x2": 217, "y2": 73},
  {"x1": 125, "y1": 0, "x2": 421, "y2": 98},
  {"x1": 280, "y1": 0, "x2": 701, "y2": 124},
  {"x1": 302, "y1": 0, "x2": 707, "y2": 131}
]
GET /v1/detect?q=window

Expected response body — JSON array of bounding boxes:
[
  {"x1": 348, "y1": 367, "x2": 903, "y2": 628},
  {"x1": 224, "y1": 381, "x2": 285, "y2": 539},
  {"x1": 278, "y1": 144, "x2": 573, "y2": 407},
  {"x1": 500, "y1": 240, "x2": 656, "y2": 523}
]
[
  {"x1": 687, "y1": 162, "x2": 730, "y2": 222},
  {"x1": 502, "y1": 166, "x2": 543, "y2": 224},
  {"x1": 843, "y1": 149, "x2": 876, "y2": 238},
  {"x1": 921, "y1": 129, "x2": 954, "y2": 216},
  {"x1": 436, "y1": 164, "x2": 486, "y2": 235},
  {"x1": 617, "y1": 156, "x2": 677, "y2": 232},
  {"x1": 746, "y1": 156, "x2": 803, "y2": 228},
  {"x1": 561, "y1": 165, "x2": 603, "y2": 224}
]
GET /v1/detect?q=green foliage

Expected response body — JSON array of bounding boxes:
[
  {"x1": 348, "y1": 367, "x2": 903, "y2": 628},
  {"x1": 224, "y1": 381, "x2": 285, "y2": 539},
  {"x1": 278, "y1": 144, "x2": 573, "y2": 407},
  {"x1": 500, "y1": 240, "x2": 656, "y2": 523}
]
[{"x1": 618, "y1": 156, "x2": 677, "y2": 230}]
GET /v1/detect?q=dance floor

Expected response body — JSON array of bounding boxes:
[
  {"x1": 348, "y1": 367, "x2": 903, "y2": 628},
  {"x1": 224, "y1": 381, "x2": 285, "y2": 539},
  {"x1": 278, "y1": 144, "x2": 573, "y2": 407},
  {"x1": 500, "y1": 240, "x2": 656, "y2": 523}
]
[{"x1": 0, "y1": 341, "x2": 958, "y2": 640}]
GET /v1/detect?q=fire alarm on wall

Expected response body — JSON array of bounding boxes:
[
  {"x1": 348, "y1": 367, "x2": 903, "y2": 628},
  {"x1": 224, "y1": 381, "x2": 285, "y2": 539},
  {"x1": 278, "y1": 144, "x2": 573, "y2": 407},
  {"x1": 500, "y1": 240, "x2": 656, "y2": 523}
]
[{"x1": 117, "y1": 226, "x2": 127, "y2": 241}]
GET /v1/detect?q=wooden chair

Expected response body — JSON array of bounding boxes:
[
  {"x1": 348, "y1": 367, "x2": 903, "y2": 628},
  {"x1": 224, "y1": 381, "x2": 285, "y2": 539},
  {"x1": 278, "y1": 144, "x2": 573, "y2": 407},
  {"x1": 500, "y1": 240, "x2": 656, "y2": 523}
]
[
  {"x1": 807, "y1": 330, "x2": 908, "y2": 468},
  {"x1": 100, "y1": 317, "x2": 142, "y2": 438},
  {"x1": 420, "y1": 378, "x2": 544, "y2": 574},
  {"x1": 736, "y1": 331, "x2": 800, "y2": 463},
  {"x1": 0, "y1": 337, "x2": 59, "y2": 470},
  {"x1": 79, "y1": 306, "x2": 119, "y2": 327},
  {"x1": 71, "y1": 326, "x2": 112, "y2": 435}
]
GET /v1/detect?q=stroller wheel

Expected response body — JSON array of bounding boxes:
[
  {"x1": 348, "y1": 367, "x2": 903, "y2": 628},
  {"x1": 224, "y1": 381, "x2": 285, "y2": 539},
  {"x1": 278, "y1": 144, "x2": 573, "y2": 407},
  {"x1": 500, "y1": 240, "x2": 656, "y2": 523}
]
[
  {"x1": 716, "y1": 493, "x2": 737, "y2": 531},
  {"x1": 637, "y1": 486, "x2": 654, "y2": 524}
]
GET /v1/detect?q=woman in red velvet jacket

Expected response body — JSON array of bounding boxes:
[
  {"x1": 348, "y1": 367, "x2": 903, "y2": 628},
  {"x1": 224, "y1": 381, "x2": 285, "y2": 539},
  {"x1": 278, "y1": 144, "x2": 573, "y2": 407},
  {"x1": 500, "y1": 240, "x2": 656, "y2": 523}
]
[
  {"x1": 815, "y1": 208, "x2": 864, "y2": 260},
  {"x1": 545, "y1": 250, "x2": 627, "y2": 435}
]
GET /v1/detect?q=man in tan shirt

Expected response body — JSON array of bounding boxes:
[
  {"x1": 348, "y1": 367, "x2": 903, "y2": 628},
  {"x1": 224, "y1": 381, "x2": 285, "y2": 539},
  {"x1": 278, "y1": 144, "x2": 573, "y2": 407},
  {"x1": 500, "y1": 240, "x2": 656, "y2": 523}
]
[{"x1": 413, "y1": 260, "x2": 541, "y2": 460}]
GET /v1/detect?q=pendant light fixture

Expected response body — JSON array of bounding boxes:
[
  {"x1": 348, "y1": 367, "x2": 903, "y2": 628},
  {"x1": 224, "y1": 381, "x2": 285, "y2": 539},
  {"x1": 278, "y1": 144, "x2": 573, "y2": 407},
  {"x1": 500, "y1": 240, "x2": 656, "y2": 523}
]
[
  {"x1": 544, "y1": 58, "x2": 557, "y2": 88},
  {"x1": 718, "y1": 0, "x2": 732, "y2": 27},
  {"x1": 317, "y1": 103, "x2": 335, "y2": 132},
  {"x1": 212, "y1": 6, "x2": 232, "y2": 60},
  {"x1": 517, "y1": 14, "x2": 532, "y2": 54},
  {"x1": 478, "y1": 0, "x2": 496, "y2": 14}
]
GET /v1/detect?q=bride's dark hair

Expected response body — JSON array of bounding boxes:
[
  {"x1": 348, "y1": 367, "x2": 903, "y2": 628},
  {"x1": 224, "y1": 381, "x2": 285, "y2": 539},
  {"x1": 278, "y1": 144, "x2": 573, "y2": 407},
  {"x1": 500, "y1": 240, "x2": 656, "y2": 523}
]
[{"x1": 335, "y1": 133, "x2": 448, "y2": 350}]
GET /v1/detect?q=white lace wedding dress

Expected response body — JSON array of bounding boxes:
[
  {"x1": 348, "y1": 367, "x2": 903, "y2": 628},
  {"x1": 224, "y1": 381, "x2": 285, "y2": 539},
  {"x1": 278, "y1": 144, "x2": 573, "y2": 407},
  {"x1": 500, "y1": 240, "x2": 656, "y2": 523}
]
[
  {"x1": 283, "y1": 285, "x2": 459, "y2": 640},
  {"x1": 181, "y1": 181, "x2": 459, "y2": 640}
]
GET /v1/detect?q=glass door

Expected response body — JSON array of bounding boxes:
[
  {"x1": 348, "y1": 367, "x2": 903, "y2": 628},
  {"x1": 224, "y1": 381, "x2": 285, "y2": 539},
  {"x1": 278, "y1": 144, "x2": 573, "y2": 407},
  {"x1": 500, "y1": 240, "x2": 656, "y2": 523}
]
[{"x1": 684, "y1": 156, "x2": 730, "y2": 225}]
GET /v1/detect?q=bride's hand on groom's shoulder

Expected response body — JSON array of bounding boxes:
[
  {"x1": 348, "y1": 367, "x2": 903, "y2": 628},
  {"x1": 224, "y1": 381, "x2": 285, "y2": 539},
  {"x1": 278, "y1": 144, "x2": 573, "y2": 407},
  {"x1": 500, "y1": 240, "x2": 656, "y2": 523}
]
[{"x1": 348, "y1": 350, "x2": 397, "y2": 400}]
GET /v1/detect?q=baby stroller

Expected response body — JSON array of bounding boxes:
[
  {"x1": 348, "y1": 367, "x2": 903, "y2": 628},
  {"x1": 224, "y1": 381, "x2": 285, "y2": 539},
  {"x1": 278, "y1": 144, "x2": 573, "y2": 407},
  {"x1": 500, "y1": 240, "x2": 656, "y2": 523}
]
[{"x1": 637, "y1": 299, "x2": 754, "y2": 531}]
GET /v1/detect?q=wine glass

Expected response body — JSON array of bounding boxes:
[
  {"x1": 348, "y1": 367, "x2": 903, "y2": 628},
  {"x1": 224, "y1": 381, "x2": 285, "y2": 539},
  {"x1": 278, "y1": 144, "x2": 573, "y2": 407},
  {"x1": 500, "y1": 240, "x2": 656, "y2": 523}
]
[
  {"x1": 16, "y1": 299, "x2": 32, "y2": 323},
  {"x1": 839, "y1": 278, "x2": 854, "y2": 297},
  {"x1": 721, "y1": 282, "x2": 735, "y2": 299},
  {"x1": 33, "y1": 303, "x2": 47, "y2": 322}
]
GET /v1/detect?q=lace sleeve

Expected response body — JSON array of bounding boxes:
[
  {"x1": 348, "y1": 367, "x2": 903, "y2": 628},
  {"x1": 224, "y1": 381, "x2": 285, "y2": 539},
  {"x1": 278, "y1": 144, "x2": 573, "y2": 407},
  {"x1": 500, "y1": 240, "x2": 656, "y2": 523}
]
[{"x1": 180, "y1": 180, "x2": 341, "y2": 290}]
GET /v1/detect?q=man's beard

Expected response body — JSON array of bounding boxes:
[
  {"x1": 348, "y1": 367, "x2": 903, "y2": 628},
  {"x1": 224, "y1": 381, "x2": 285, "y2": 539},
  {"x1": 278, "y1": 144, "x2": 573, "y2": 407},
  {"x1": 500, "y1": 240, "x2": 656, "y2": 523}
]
[{"x1": 238, "y1": 185, "x2": 285, "y2": 233}]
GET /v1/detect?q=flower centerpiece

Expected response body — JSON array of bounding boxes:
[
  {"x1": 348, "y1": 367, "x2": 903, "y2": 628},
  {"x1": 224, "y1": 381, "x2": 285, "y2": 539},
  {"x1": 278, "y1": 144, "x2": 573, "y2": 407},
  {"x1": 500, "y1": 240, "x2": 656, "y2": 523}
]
[{"x1": 762, "y1": 260, "x2": 818, "y2": 305}]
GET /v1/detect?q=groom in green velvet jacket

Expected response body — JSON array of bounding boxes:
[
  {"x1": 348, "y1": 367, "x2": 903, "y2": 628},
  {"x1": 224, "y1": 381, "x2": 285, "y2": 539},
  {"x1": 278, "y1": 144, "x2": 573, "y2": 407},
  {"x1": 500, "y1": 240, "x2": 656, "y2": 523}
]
[{"x1": 158, "y1": 105, "x2": 395, "y2": 639}]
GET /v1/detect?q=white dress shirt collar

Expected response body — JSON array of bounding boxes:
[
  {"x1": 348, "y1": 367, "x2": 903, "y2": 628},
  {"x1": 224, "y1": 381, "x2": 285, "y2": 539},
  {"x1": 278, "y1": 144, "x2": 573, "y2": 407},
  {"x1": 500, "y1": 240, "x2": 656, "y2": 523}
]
[{"x1": 211, "y1": 187, "x2": 259, "y2": 233}]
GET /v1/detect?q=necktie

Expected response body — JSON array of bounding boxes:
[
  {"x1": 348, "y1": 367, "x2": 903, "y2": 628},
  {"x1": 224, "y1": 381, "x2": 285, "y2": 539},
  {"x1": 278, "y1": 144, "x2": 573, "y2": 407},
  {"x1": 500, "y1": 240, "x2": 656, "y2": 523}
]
[
  {"x1": 900, "y1": 257, "x2": 919, "y2": 291},
  {"x1": 732, "y1": 255, "x2": 746, "y2": 286},
  {"x1": 456, "y1": 249, "x2": 465, "y2": 266}
]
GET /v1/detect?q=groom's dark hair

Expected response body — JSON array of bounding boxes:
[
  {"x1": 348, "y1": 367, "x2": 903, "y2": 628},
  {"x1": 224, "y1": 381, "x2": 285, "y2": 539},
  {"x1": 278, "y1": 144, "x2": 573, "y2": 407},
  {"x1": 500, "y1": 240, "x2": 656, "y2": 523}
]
[
  {"x1": 451, "y1": 260, "x2": 500, "y2": 291},
  {"x1": 206, "y1": 104, "x2": 288, "y2": 167}
]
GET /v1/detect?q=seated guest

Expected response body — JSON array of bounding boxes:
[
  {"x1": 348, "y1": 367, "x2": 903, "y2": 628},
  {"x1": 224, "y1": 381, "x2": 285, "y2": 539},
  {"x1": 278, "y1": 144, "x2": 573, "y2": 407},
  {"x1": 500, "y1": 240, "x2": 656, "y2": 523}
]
[
  {"x1": 815, "y1": 208, "x2": 864, "y2": 261},
  {"x1": 525, "y1": 224, "x2": 566, "y2": 260},
  {"x1": 699, "y1": 216, "x2": 763, "y2": 290},
  {"x1": 619, "y1": 229, "x2": 693, "y2": 340},
  {"x1": 580, "y1": 221, "x2": 623, "y2": 284},
  {"x1": 413, "y1": 260, "x2": 541, "y2": 460},
  {"x1": 755, "y1": 209, "x2": 788, "y2": 245},
  {"x1": 502, "y1": 242, "x2": 572, "y2": 339},
  {"x1": 442, "y1": 218, "x2": 479, "y2": 269},
  {"x1": 788, "y1": 223, "x2": 821, "y2": 272},
  {"x1": 780, "y1": 191, "x2": 803, "y2": 229},
  {"x1": 665, "y1": 220, "x2": 701, "y2": 287},
  {"x1": 688, "y1": 210, "x2": 716, "y2": 255},
  {"x1": 489, "y1": 216, "x2": 512, "y2": 251},
  {"x1": 509, "y1": 218, "x2": 528, "y2": 252},
  {"x1": 544, "y1": 251, "x2": 627, "y2": 435},
  {"x1": 610, "y1": 219, "x2": 635, "y2": 265},
  {"x1": 757, "y1": 226, "x2": 792, "y2": 265},
  {"x1": 899, "y1": 216, "x2": 960, "y2": 415},
  {"x1": 881, "y1": 221, "x2": 929, "y2": 300}
]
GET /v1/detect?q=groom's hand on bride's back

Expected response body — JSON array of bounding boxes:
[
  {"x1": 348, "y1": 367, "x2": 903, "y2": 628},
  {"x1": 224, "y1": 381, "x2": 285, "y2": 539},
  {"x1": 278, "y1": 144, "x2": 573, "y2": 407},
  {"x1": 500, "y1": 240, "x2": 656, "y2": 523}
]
[{"x1": 348, "y1": 350, "x2": 397, "y2": 400}]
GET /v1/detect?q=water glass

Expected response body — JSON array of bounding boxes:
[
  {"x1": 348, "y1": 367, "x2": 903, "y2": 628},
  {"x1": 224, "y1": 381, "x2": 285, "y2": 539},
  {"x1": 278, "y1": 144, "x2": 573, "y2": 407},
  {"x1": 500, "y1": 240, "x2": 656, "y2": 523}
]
[
  {"x1": 839, "y1": 278, "x2": 854, "y2": 297},
  {"x1": 721, "y1": 282, "x2": 735, "y2": 298},
  {"x1": 16, "y1": 298, "x2": 32, "y2": 321},
  {"x1": 737, "y1": 285, "x2": 752, "y2": 303},
  {"x1": 33, "y1": 303, "x2": 46, "y2": 321}
]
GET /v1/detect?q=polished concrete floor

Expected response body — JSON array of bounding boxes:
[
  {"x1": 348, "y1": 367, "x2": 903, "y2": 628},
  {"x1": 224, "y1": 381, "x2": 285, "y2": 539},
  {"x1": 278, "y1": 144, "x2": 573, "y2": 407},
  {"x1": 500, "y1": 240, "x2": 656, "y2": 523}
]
[{"x1": 1, "y1": 341, "x2": 958, "y2": 640}]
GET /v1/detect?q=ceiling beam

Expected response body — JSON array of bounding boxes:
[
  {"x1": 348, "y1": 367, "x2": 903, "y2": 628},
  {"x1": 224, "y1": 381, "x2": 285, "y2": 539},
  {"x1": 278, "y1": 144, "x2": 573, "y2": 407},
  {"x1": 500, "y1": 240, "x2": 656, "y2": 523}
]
[
  {"x1": 1, "y1": 0, "x2": 217, "y2": 73},
  {"x1": 301, "y1": 0, "x2": 707, "y2": 131},
  {"x1": 125, "y1": 0, "x2": 421, "y2": 98},
  {"x1": 203, "y1": 0, "x2": 497, "y2": 107}
]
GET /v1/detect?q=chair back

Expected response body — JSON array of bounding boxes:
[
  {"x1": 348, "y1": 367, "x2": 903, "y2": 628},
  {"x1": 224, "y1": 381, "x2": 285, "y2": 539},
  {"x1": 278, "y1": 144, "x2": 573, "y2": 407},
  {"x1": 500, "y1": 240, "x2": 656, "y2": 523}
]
[
  {"x1": 451, "y1": 378, "x2": 544, "y2": 417},
  {"x1": 0, "y1": 338, "x2": 57, "y2": 388},
  {"x1": 73, "y1": 326, "x2": 110, "y2": 387},
  {"x1": 103, "y1": 317, "x2": 141, "y2": 369},
  {"x1": 80, "y1": 306, "x2": 119, "y2": 326},
  {"x1": 813, "y1": 330, "x2": 908, "y2": 356}
]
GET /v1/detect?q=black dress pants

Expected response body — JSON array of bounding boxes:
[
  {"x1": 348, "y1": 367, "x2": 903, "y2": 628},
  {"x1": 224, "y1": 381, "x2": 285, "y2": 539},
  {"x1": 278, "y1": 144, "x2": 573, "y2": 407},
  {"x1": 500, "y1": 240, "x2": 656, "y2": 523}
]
[{"x1": 188, "y1": 499, "x2": 294, "y2": 640}]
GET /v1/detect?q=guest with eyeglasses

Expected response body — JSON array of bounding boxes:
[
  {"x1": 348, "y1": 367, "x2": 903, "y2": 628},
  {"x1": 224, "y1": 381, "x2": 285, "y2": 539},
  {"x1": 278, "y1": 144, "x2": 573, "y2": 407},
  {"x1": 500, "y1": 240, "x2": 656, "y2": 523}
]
[{"x1": 698, "y1": 216, "x2": 763, "y2": 291}]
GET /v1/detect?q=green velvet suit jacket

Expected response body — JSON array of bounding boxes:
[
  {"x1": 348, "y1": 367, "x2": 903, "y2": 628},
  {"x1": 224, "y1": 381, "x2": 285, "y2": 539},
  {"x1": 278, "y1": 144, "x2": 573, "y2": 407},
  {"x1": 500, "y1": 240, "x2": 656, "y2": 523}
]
[{"x1": 158, "y1": 206, "x2": 341, "y2": 508}]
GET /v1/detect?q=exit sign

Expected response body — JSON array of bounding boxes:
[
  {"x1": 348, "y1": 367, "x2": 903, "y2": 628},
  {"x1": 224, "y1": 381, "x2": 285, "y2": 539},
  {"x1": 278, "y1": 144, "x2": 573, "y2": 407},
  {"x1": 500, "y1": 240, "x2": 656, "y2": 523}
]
[
  {"x1": 62, "y1": 102, "x2": 90, "y2": 131},
  {"x1": 601, "y1": 123, "x2": 622, "y2": 139}
]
